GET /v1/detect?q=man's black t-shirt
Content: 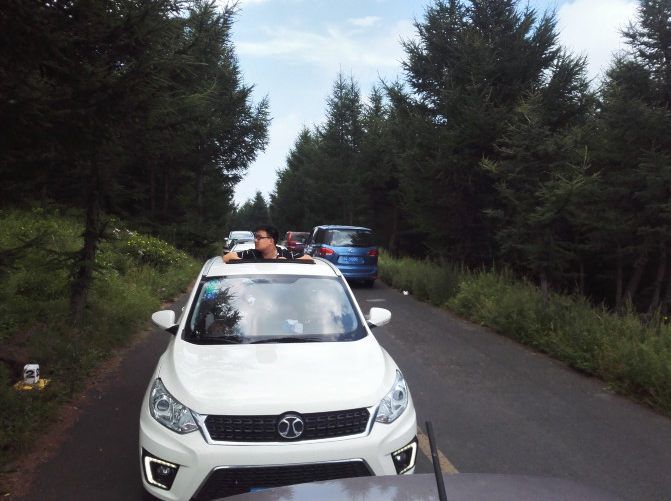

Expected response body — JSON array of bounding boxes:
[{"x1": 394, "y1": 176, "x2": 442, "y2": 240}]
[{"x1": 236, "y1": 246, "x2": 304, "y2": 260}]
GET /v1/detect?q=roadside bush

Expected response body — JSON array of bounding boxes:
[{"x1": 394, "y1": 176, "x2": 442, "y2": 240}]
[
  {"x1": 378, "y1": 252, "x2": 463, "y2": 306},
  {"x1": 0, "y1": 208, "x2": 79, "y2": 342},
  {"x1": 0, "y1": 208, "x2": 199, "y2": 472},
  {"x1": 115, "y1": 230, "x2": 191, "y2": 271},
  {"x1": 380, "y1": 253, "x2": 671, "y2": 416}
]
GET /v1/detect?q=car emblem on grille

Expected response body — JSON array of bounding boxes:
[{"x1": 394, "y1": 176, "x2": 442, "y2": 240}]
[{"x1": 277, "y1": 414, "x2": 304, "y2": 439}]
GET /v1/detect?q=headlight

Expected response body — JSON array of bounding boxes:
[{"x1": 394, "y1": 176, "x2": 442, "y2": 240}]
[
  {"x1": 375, "y1": 370, "x2": 409, "y2": 424},
  {"x1": 149, "y1": 378, "x2": 199, "y2": 433}
]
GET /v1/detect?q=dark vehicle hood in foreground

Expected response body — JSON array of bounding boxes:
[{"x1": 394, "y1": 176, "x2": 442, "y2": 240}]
[{"x1": 225, "y1": 473, "x2": 622, "y2": 501}]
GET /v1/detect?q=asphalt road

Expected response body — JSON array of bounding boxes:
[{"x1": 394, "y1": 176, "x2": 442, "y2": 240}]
[{"x1": 16, "y1": 281, "x2": 671, "y2": 500}]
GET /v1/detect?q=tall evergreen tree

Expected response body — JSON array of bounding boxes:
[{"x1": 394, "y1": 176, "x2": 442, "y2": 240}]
[
  {"x1": 123, "y1": 1, "x2": 269, "y2": 246},
  {"x1": 315, "y1": 73, "x2": 364, "y2": 224},
  {"x1": 270, "y1": 128, "x2": 318, "y2": 232},
  {"x1": 398, "y1": 0, "x2": 561, "y2": 263},
  {"x1": 232, "y1": 191, "x2": 270, "y2": 230},
  {"x1": 483, "y1": 52, "x2": 596, "y2": 296},
  {"x1": 358, "y1": 85, "x2": 417, "y2": 254},
  {"x1": 586, "y1": 0, "x2": 671, "y2": 310},
  {"x1": 0, "y1": 0, "x2": 269, "y2": 321}
]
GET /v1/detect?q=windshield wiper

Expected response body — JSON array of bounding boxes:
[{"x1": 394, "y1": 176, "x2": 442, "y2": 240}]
[{"x1": 251, "y1": 336, "x2": 322, "y2": 344}]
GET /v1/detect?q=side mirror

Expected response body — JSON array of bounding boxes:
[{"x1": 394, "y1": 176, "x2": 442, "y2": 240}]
[
  {"x1": 367, "y1": 307, "x2": 391, "y2": 328},
  {"x1": 151, "y1": 310, "x2": 178, "y2": 335}
]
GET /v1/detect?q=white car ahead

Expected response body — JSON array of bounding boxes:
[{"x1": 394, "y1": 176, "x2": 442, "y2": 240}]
[{"x1": 140, "y1": 257, "x2": 417, "y2": 500}]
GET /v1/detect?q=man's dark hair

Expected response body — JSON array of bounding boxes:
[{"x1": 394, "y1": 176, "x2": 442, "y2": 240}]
[{"x1": 254, "y1": 224, "x2": 278, "y2": 243}]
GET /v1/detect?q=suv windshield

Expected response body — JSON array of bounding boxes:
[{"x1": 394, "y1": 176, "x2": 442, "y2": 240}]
[
  {"x1": 325, "y1": 229, "x2": 374, "y2": 247},
  {"x1": 229, "y1": 231, "x2": 253, "y2": 240},
  {"x1": 185, "y1": 275, "x2": 365, "y2": 344}
]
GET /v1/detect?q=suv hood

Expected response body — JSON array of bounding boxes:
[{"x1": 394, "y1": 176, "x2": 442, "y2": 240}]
[{"x1": 158, "y1": 335, "x2": 393, "y2": 415}]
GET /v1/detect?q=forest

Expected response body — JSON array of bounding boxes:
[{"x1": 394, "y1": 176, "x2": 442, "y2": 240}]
[
  {"x1": 266, "y1": 0, "x2": 671, "y2": 314},
  {"x1": 2, "y1": 0, "x2": 671, "y2": 316},
  {"x1": 1, "y1": 0, "x2": 269, "y2": 320},
  {"x1": 2, "y1": 0, "x2": 671, "y2": 478}
]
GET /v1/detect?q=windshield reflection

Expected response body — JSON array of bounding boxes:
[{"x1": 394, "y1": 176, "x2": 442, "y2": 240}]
[
  {"x1": 185, "y1": 275, "x2": 364, "y2": 344},
  {"x1": 326, "y1": 229, "x2": 374, "y2": 247}
]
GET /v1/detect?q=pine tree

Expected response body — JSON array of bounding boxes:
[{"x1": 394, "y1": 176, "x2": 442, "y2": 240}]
[
  {"x1": 316, "y1": 73, "x2": 364, "y2": 224},
  {"x1": 270, "y1": 128, "x2": 318, "y2": 232},
  {"x1": 233, "y1": 192, "x2": 270, "y2": 230},
  {"x1": 588, "y1": 0, "x2": 671, "y2": 310},
  {"x1": 0, "y1": 0, "x2": 269, "y2": 321},
  {"x1": 398, "y1": 0, "x2": 561, "y2": 263}
]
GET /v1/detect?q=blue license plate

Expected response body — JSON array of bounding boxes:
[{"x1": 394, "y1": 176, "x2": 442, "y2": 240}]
[{"x1": 339, "y1": 256, "x2": 363, "y2": 264}]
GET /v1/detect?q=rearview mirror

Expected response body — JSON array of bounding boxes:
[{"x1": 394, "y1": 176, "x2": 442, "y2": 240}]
[
  {"x1": 367, "y1": 307, "x2": 391, "y2": 328},
  {"x1": 151, "y1": 310, "x2": 178, "y2": 335}
]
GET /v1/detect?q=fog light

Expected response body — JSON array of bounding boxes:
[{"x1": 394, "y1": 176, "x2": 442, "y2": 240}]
[
  {"x1": 391, "y1": 437, "x2": 418, "y2": 474},
  {"x1": 142, "y1": 449, "x2": 179, "y2": 490}
]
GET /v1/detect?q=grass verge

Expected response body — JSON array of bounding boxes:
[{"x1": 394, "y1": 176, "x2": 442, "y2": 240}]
[
  {"x1": 379, "y1": 252, "x2": 671, "y2": 416},
  {"x1": 0, "y1": 207, "x2": 199, "y2": 472}
]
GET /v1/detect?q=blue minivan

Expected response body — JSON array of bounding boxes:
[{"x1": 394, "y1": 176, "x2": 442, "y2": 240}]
[{"x1": 305, "y1": 225, "x2": 378, "y2": 287}]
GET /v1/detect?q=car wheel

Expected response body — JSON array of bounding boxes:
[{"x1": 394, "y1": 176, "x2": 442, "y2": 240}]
[{"x1": 364, "y1": 280, "x2": 375, "y2": 288}]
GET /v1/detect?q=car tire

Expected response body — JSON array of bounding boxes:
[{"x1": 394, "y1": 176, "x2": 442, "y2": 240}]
[{"x1": 364, "y1": 280, "x2": 375, "y2": 288}]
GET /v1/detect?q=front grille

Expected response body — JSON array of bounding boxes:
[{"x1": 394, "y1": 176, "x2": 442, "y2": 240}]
[
  {"x1": 204, "y1": 408, "x2": 370, "y2": 442},
  {"x1": 192, "y1": 460, "x2": 372, "y2": 500}
]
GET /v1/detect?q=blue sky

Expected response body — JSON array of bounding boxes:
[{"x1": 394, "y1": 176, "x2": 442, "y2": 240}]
[{"x1": 227, "y1": 0, "x2": 638, "y2": 205}]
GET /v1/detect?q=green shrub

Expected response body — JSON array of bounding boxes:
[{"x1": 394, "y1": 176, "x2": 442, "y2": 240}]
[
  {"x1": 379, "y1": 252, "x2": 463, "y2": 305},
  {"x1": 115, "y1": 230, "x2": 191, "y2": 271},
  {"x1": 0, "y1": 209, "x2": 79, "y2": 342},
  {"x1": 0, "y1": 208, "x2": 199, "y2": 470},
  {"x1": 381, "y1": 252, "x2": 671, "y2": 416}
]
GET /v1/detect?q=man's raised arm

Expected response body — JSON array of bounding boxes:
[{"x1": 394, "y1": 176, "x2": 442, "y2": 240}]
[{"x1": 223, "y1": 251, "x2": 241, "y2": 263}]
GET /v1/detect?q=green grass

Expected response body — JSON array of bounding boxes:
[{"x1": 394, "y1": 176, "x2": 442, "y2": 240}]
[
  {"x1": 0, "y1": 208, "x2": 199, "y2": 471},
  {"x1": 379, "y1": 252, "x2": 671, "y2": 416},
  {"x1": 378, "y1": 253, "x2": 464, "y2": 307}
]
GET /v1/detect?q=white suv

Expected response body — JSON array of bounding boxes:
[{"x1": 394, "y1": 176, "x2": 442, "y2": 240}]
[{"x1": 139, "y1": 257, "x2": 417, "y2": 500}]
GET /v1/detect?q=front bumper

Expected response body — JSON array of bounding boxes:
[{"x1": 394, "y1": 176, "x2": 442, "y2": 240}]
[
  {"x1": 336, "y1": 264, "x2": 378, "y2": 280},
  {"x1": 139, "y1": 395, "x2": 417, "y2": 500}
]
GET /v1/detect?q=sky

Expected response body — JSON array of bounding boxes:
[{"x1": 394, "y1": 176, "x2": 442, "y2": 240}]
[{"x1": 226, "y1": 0, "x2": 639, "y2": 206}]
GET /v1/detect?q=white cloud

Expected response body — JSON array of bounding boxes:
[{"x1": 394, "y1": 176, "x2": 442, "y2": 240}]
[
  {"x1": 556, "y1": 0, "x2": 638, "y2": 84},
  {"x1": 223, "y1": 0, "x2": 271, "y2": 6},
  {"x1": 348, "y1": 16, "x2": 381, "y2": 28},
  {"x1": 232, "y1": 15, "x2": 421, "y2": 203},
  {"x1": 237, "y1": 19, "x2": 415, "y2": 79}
]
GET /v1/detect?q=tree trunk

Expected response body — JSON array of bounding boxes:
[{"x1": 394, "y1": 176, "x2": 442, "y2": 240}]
[
  {"x1": 615, "y1": 246, "x2": 623, "y2": 311},
  {"x1": 623, "y1": 250, "x2": 649, "y2": 308},
  {"x1": 162, "y1": 170, "x2": 169, "y2": 217},
  {"x1": 196, "y1": 163, "x2": 204, "y2": 224},
  {"x1": 69, "y1": 160, "x2": 101, "y2": 324},
  {"x1": 149, "y1": 160, "x2": 156, "y2": 216},
  {"x1": 648, "y1": 242, "x2": 667, "y2": 314},
  {"x1": 661, "y1": 259, "x2": 671, "y2": 316},
  {"x1": 388, "y1": 203, "x2": 399, "y2": 256},
  {"x1": 577, "y1": 258, "x2": 585, "y2": 296},
  {"x1": 539, "y1": 270, "x2": 549, "y2": 305}
]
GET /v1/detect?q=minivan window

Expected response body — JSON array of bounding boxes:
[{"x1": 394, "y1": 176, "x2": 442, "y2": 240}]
[{"x1": 325, "y1": 229, "x2": 374, "y2": 247}]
